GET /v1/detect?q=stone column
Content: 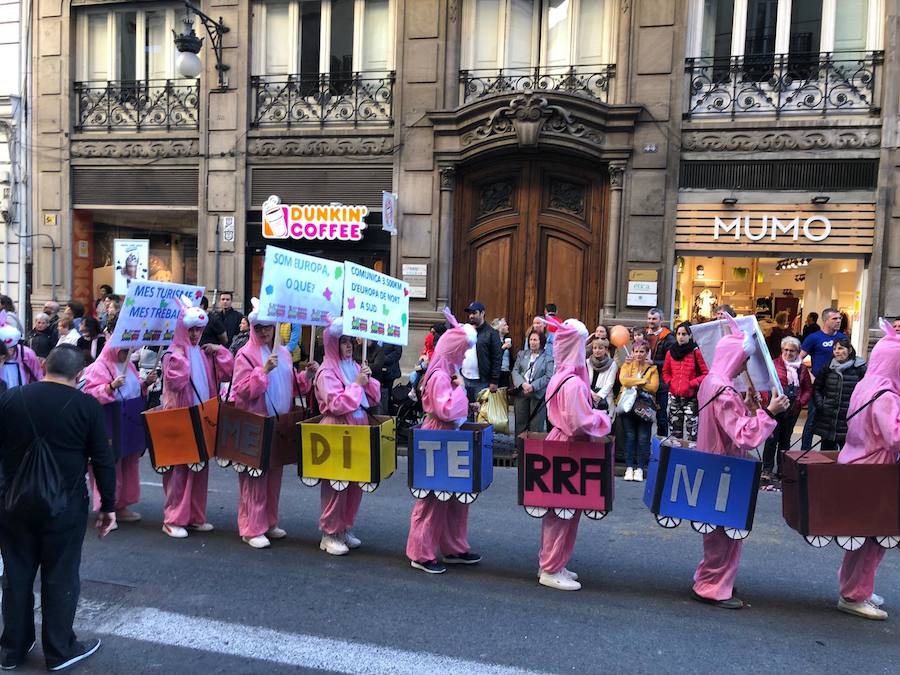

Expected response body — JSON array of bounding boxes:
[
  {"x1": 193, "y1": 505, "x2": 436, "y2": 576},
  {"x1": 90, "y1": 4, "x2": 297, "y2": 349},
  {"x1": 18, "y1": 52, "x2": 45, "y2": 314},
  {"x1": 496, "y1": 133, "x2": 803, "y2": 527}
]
[
  {"x1": 437, "y1": 165, "x2": 457, "y2": 309},
  {"x1": 603, "y1": 162, "x2": 626, "y2": 318}
]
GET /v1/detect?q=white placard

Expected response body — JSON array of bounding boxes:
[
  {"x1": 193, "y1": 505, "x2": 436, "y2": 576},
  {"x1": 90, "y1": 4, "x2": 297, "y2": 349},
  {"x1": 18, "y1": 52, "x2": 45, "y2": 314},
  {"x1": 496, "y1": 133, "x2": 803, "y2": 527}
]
[
  {"x1": 382, "y1": 191, "x2": 398, "y2": 235},
  {"x1": 691, "y1": 316, "x2": 783, "y2": 395},
  {"x1": 108, "y1": 280, "x2": 205, "y2": 348},
  {"x1": 221, "y1": 216, "x2": 235, "y2": 243},
  {"x1": 113, "y1": 239, "x2": 149, "y2": 295},
  {"x1": 342, "y1": 261, "x2": 410, "y2": 346},
  {"x1": 258, "y1": 246, "x2": 344, "y2": 326},
  {"x1": 627, "y1": 293, "x2": 658, "y2": 307},
  {"x1": 628, "y1": 280, "x2": 657, "y2": 294}
]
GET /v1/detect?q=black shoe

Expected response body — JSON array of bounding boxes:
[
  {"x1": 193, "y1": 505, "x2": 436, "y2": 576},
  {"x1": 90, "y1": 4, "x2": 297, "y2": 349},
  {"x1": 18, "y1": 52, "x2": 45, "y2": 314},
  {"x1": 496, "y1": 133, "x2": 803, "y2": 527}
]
[
  {"x1": 692, "y1": 591, "x2": 744, "y2": 609},
  {"x1": 410, "y1": 559, "x2": 446, "y2": 574},
  {"x1": 443, "y1": 551, "x2": 482, "y2": 565},
  {"x1": 47, "y1": 639, "x2": 101, "y2": 671},
  {"x1": 0, "y1": 641, "x2": 35, "y2": 670}
]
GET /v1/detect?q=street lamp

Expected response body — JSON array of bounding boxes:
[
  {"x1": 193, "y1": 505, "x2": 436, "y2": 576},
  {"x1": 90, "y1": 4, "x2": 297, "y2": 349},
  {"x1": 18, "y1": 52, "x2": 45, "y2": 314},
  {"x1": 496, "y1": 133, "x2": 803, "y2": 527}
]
[{"x1": 173, "y1": 2, "x2": 230, "y2": 90}]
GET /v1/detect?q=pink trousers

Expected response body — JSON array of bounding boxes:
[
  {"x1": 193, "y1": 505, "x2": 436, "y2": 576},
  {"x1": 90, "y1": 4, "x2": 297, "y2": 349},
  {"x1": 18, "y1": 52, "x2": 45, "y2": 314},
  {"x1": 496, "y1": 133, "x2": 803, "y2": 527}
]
[
  {"x1": 406, "y1": 495, "x2": 470, "y2": 562},
  {"x1": 162, "y1": 465, "x2": 209, "y2": 527},
  {"x1": 539, "y1": 511, "x2": 581, "y2": 574},
  {"x1": 89, "y1": 454, "x2": 141, "y2": 512},
  {"x1": 319, "y1": 482, "x2": 362, "y2": 535},
  {"x1": 693, "y1": 529, "x2": 743, "y2": 601},
  {"x1": 838, "y1": 539, "x2": 887, "y2": 602},
  {"x1": 238, "y1": 467, "x2": 283, "y2": 538}
]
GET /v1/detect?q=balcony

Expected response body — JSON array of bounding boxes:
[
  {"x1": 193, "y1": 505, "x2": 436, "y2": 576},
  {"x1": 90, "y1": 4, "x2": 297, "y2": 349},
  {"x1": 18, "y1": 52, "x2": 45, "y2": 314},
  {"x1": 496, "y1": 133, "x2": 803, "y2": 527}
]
[
  {"x1": 684, "y1": 51, "x2": 883, "y2": 120},
  {"x1": 74, "y1": 79, "x2": 200, "y2": 131},
  {"x1": 250, "y1": 72, "x2": 395, "y2": 128},
  {"x1": 460, "y1": 65, "x2": 615, "y2": 104}
]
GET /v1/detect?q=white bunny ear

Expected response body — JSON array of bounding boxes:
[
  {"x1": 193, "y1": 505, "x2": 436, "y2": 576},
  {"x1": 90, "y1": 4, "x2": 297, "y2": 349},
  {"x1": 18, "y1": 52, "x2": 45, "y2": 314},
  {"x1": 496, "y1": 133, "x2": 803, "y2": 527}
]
[
  {"x1": 879, "y1": 317, "x2": 898, "y2": 339},
  {"x1": 250, "y1": 297, "x2": 261, "y2": 312},
  {"x1": 180, "y1": 294, "x2": 196, "y2": 309}
]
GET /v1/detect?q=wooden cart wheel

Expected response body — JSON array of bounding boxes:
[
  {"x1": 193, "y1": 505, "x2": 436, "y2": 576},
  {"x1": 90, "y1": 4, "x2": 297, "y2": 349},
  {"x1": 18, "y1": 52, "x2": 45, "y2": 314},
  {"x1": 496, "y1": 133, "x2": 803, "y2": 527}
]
[
  {"x1": 359, "y1": 482, "x2": 379, "y2": 493},
  {"x1": 524, "y1": 506, "x2": 548, "y2": 518},
  {"x1": 584, "y1": 510, "x2": 607, "y2": 521},
  {"x1": 154, "y1": 465, "x2": 172, "y2": 474},
  {"x1": 553, "y1": 508, "x2": 576, "y2": 520},
  {"x1": 655, "y1": 515, "x2": 681, "y2": 529},
  {"x1": 876, "y1": 535, "x2": 900, "y2": 549},
  {"x1": 188, "y1": 462, "x2": 206, "y2": 472},
  {"x1": 330, "y1": 480, "x2": 350, "y2": 492},
  {"x1": 434, "y1": 490, "x2": 452, "y2": 502},
  {"x1": 690, "y1": 521, "x2": 716, "y2": 534},
  {"x1": 454, "y1": 492, "x2": 478, "y2": 504},
  {"x1": 724, "y1": 527, "x2": 751, "y2": 540},
  {"x1": 247, "y1": 467, "x2": 263, "y2": 478},
  {"x1": 299, "y1": 477, "x2": 320, "y2": 487},
  {"x1": 410, "y1": 487, "x2": 430, "y2": 499},
  {"x1": 804, "y1": 535, "x2": 833, "y2": 548},
  {"x1": 836, "y1": 536, "x2": 866, "y2": 551},
  {"x1": 215, "y1": 457, "x2": 232, "y2": 468},
  {"x1": 233, "y1": 463, "x2": 246, "y2": 474}
]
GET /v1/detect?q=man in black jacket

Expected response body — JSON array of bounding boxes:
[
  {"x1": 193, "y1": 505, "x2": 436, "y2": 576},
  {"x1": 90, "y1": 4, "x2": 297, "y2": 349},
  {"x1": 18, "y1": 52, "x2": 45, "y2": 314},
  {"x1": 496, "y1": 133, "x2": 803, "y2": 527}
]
[
  {"x1": 368, "y1": 340, "x2": 402, "y2": 414},
  {"x1": 461, "y1": 301, "x2": 502, "y2": 405},
  {"x1": 216, "y1": 292, "x2": 244, "y2": 344},
  {"x1": 0, "y1": 345, "x2": 116, "y2": 671}
]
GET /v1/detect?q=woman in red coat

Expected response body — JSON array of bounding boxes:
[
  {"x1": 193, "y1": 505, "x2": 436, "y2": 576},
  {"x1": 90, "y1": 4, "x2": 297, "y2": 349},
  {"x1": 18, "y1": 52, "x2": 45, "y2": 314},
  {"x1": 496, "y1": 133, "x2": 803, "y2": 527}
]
[
  {"x1": 761, "y1": 336, "x2": 812, "y2": 481},
  {"x1": 661, "y1": 322, "x2": 708, "y2": 443}
]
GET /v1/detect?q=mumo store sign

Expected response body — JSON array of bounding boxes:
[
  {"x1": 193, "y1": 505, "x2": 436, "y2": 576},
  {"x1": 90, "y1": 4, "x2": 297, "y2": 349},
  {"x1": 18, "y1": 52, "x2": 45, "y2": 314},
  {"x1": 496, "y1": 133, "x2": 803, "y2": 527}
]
[
  {"x1": 713, "y1": 214, "x2": 831, "y2": 242},
  {"x1": 263, "y1": 195, "x2": 369, "y2": 241}
]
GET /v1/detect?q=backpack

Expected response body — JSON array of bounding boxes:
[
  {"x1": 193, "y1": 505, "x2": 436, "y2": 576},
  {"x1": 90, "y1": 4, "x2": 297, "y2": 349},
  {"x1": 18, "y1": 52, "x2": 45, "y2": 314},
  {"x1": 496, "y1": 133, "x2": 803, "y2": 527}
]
[{"x1": 3, "y1": 389, "x2": 74, "y2": 519}]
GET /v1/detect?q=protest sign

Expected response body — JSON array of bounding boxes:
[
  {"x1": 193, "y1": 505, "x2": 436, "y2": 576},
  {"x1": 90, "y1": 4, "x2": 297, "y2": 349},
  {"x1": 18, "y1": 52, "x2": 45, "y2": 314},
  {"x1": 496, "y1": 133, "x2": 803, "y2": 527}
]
[
  {"x1": 341, "y1": 261, "x2": 410, "y2": 346},
  {"x1": 108, "y1": 280, "x2": 204, "y2": 348},
  {"x1": 691, "y1": 315, "x2": 783, "y2": 395},
  {"x1": 257, "y1": 246, "x2": 344, "y2": 326}
]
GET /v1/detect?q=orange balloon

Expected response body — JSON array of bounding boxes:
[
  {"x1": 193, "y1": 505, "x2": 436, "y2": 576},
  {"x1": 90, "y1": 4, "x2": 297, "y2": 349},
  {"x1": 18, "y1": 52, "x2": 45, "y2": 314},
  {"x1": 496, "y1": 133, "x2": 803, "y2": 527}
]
[{"x1": 610, "y1": 324, "x2": 630, "y2": 348}]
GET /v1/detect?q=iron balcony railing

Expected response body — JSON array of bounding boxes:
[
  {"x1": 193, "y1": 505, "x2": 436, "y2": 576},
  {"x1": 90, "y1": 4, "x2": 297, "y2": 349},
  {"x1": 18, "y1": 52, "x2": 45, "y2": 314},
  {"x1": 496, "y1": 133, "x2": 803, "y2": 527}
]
[
  {"x1": 684, "y1": 50, "x2": 883, "y2": 119},
  {"x1": 250, "y1": 72, "x2": 394, "y2": 127},
  {"x1": 74, "y1": 79, "x2": 200, "y2": 131},
  {"x1": 460, "y1": 64, "x2": 615, "y2": 104}
]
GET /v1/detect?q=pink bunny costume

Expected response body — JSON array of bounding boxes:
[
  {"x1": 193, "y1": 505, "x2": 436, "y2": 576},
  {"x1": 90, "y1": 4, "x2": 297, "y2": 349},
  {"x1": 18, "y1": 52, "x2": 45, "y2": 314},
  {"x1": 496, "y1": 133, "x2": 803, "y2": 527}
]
[{"x1": 0, "y1": 310, "x2": 42, "y2": 389}]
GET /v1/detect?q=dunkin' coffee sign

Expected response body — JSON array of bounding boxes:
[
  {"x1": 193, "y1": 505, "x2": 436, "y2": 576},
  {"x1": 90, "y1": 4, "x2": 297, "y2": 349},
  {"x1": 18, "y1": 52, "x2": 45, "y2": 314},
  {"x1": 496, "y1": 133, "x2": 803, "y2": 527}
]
[{"x1": 263, "y1": 195, "x2": 368, "y2": 241}]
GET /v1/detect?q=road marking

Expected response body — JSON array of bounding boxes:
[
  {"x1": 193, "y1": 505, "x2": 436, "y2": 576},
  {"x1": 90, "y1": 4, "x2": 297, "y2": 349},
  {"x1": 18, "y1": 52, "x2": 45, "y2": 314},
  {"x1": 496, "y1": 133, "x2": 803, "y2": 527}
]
[{"x1": 139, "y1": 481, "x2": 163, "y2": 487}]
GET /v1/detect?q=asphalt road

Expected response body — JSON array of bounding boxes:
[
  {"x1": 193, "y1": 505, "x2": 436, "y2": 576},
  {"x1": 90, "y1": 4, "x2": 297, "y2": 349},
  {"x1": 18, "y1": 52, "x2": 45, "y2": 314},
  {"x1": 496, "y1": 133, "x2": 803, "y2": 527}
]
[{"x1": 6, "y1": 458, "x2": 899, "y2": 674}]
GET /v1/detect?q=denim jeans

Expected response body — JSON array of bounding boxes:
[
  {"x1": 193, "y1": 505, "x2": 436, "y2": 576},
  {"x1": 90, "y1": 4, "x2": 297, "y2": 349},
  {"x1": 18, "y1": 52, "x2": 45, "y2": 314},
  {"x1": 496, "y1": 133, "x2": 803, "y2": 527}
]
[
  {"x1": 762, "y1": 411, "x2": 799, "y2": 476},
  {"x1": 622, "y1": 412, "x2": 652, "y2": 470},
  {"x1": 655, "y1": 385, "x2": 669, "y2": 437},
  {"x1": 801, "y1": 397, "x2": 817, "y2": 450}
]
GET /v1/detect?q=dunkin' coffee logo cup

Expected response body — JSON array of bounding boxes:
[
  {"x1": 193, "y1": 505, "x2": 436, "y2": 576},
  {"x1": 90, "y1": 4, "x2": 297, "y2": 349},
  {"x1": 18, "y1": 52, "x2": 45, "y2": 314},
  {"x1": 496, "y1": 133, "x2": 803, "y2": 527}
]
[{"x1": 263, "y1": 196, "x2": 288, "y2": 238}]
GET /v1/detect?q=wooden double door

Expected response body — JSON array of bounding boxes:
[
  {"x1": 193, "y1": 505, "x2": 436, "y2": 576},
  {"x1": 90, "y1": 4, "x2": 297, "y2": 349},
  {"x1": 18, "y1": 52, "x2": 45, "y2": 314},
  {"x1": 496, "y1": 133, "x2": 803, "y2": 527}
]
[{"x1": 453, "y1": 157, "x2": 608, "y2": 343}]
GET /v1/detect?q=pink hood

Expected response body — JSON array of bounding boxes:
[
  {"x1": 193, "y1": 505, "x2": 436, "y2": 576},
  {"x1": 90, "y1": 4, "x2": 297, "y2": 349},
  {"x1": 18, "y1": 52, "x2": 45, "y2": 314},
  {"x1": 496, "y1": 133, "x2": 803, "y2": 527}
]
[
  {"x1": 425, "y1": 308, "x2": 474, "y2": 381},
  {"x1": 419, "y1": 308, "x2": 471, "y2": 430},
  {"x1": 82, "y1": 340, "x2": 143, "y2": 404}
]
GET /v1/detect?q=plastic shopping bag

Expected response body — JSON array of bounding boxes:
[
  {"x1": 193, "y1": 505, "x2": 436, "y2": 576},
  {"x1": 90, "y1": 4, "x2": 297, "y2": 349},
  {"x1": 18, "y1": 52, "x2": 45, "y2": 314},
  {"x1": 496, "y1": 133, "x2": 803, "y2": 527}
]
[{"x1": 476, "y1": 388, "x2": 509, "y2": 434}]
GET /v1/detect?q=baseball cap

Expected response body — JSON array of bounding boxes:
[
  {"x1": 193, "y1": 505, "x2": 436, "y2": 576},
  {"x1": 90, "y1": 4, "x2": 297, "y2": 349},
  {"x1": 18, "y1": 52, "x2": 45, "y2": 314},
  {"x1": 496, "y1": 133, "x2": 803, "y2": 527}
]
[{"x1": 465, "y1": 301, "x2": 486, "y2": 312}]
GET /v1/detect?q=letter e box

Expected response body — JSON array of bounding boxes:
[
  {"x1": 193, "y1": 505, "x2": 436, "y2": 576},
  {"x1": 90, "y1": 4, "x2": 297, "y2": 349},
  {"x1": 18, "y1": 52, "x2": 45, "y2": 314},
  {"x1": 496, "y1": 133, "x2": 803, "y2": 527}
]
[
  {"x1": 298, "y1": 415, "x2": 396, "y2": 489},
  {"x1": 408, "y1": 423, "x2": 493, "y2": 499}
]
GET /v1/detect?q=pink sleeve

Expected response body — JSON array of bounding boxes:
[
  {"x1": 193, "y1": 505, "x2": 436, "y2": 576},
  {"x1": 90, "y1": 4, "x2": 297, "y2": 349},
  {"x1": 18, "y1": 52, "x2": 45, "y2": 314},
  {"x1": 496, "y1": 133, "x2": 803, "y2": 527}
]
[
  {"x1": 163, "y1": 349, "x2": 192, "y2": 392},
  {"x1": 82, "y1": 364, "x2": 115, "y2": 404},
  {"x1": 213, "y1": 346, "x2": 234, "y2": 382},
  {"x1": 315, "y1": 370, "x2": 364, "y2": 415},
  {"x1": 716, "y1": 390, "x2": 777, "y2": 452},
  {"x1": 423, "y1": 372, "x2": 469, "y2": 422},
  {"x1": 550, "y1": 380, "x2": 612, "y2": 439},
  {"x1": 232, "y1": 356, "x2": 268, "y2": 407},
  {"x1": 873, "y1": 395, "x2": 900, "y2": 456},
  {"x1": 295, "y1": 370, "x2": 312, "y2": 396},
  {"x1": 24, "y1": 349, "x2": 44, "y2": 382}
]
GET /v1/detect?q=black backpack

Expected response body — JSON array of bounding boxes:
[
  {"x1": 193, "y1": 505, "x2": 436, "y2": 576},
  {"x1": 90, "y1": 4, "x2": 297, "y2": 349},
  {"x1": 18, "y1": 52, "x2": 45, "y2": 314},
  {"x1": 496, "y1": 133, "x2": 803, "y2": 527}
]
[{"x1": 3, "y1": 390, "x2": 73, "y2": 519}]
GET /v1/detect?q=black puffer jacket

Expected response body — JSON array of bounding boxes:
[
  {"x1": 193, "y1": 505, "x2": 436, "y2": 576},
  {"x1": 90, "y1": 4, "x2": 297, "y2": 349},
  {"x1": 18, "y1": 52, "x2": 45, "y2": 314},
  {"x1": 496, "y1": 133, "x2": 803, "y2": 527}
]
[{"x1": 813, "y1": 359, "x2": 866, "y2": 444}]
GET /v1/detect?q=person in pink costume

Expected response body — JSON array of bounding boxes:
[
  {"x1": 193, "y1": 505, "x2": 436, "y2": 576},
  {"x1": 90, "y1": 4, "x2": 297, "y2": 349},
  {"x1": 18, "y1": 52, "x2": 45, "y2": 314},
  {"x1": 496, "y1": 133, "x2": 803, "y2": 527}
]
[
  {"x1": 692, "y1": 313, "x2": 789, "y2": 608},
  {"x1": 313, "y1": 316, "x2": 381, "y2": 556},
  {"x1": 835, "y1": 318, "x2": 900, "y2": 620},
  {"x1": 231, "y1": 298, "x2": 317, "y2": 550},
  {"x1": 0, "y1": 310, "x2": 43, "y2": 389},
  {"x1": 406, "y1": 309, "x2": 482, "y2": 574},
  {"x1": 537, "y1": 316, "x2": 611, "y2": 591},
  {"x1": 160, "y1": 295, "x2": 233, "y2": 539},
  {"x1": 82, "y1": 340, "x2": 157, "y2": 526}
]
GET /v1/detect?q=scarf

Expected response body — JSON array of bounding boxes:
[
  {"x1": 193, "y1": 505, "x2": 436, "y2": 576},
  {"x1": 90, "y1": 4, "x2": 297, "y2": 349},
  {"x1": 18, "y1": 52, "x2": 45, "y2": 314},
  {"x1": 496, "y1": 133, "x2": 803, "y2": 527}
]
[
  {"x1": 260, "y1": 345, "x2": 293, "y2": 415},
  {"x1": 830, "y1": 357, "x2": 862, "y2": 373},
  {"x1": 668, "y1": 340, "x2": 697, "y2": 361},
  {"x1": 782, "y1": 356, "x2": 802, "y2": 387},
  {"x1": 589, "y1": 355, "x2": 613, "y2": 373},
  {"x1": 339, "y1": 357, "x2": 369, "y2": 420},
  {"x1": 188, "y1": 346, "x2": 211, "y2": 404}
]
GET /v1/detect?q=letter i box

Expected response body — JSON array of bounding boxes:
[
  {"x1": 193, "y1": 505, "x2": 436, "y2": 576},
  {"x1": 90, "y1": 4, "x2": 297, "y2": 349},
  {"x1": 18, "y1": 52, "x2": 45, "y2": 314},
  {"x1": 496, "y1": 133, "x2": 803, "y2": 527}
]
[
  {"x1": 517, "y1": 432, "x2": 613, "y2": 520},
  {"x1": 298, "y1": 415, "x2": 396, "y2": 492},
  {"x1": 643, "y1": 437, "x2": 761, "y2": 539},
  {"x1": 408, "y1": 423, "x2": 493, "y2": 503}
]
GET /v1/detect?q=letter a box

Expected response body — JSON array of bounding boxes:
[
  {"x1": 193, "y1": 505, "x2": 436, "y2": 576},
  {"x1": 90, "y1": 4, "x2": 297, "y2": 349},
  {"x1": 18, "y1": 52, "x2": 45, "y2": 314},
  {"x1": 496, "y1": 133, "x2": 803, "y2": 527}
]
[
  {"x1": 298, "y1": 415, "x2": 396, "y2": 491},
  {"x1": 517, "y1": 433, "x2": 613, "y2": 520},
  {"x1": 643, "y1": 437, "x2": 761, "y2": 537},
  {"x1": 408, "y1": 423, "x2": 493, "y2": 502}
]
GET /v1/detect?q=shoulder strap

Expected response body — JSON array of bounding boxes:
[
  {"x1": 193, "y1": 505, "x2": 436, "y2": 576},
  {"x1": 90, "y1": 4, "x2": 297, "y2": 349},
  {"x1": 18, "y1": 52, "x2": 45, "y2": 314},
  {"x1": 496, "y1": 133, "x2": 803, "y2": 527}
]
[
  {"x1": 18, "y1": 387, "x2": 39, "y2": 438},
  {"x1": 525, "y1": 374, "x2": 577, "y2": 428},
  {"x1": 846, "y1": 389, "x2": 895, "y2": 422}
]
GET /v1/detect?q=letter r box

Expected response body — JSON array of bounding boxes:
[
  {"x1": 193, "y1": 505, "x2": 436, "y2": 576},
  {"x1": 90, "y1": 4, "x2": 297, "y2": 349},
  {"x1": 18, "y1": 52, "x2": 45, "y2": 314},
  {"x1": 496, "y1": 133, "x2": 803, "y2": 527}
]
[
  {"x1": 298, "y1": 415, "x2": 396, "y2": 491},
  {"x1": 408, "y1": 423, "x2": 493, "y2": 501}
]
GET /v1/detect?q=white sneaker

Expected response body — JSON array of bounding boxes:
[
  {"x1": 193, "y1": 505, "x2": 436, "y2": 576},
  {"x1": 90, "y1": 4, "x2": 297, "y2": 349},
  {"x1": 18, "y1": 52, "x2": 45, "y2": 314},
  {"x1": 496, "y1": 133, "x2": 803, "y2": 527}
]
[
  {"x1": 343, "y1": 531, "x2": 361, "y2": 549},
  {"x1": 870, "y1": 593, "x2": 885, "y2": 607},
  {"x1": 187, "y1": 522, "x2": 214, "y2": 532},
  {"x1": 634, "y1": 468, "x2": 644, "y2": 482},
  {"x1": 539, "y1": 570, "x2": 581, "y2": 591},
  {"x1": 320, "y1": 534, "x2": 350, "y2": 556},
  {"x1": 537, "y1": 568, "x2": 578, "y2": 581},
  {"x1": 837, "y1": 597, "x2": 888, "y2": 620},
  {"x1": 266, "y1": 527, "x2": 287, "y2": 540},
  {"x1": 162, "y1": 524, "x2": 188, "y2": 539},
  {"x1": 243, "y1": 535, "x2": 271, "y2": 549},
  {"x1": 624, "y1": 467, "x2": 634, "y2": 481}
]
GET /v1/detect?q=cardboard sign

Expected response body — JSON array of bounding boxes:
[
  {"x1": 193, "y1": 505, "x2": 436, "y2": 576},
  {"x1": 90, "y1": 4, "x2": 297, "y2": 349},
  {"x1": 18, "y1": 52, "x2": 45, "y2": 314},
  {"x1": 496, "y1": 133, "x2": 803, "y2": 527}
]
[
  {"x1": 341, "y1": 261, "x2": 410, "y2": 346},
  {"x1": 298, "y1": 415, "x2": 396, "y2": 484},
  {"x1": 108, "y1": 280, "x2": 205, "y2": 348},
  {"x1": 408, "y1": 424, "x2": 494, "y2": 495},
  {"x1": 258, "y1": 246, "x2": 344, "y2": 326},
  {"x1": 644, "y1": 438, "x2": 761, "y2": 531},
  {"x1": 518, "y1": 434, "x2": 613, "y2": 511},
  {"x1": 690, "y1": 315, "x2": 783, "y2": 395}
]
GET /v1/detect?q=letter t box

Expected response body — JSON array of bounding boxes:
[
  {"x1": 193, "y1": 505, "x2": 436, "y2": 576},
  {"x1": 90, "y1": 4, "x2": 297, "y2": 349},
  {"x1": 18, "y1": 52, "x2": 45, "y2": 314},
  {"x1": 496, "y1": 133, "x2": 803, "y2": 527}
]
[{"x1": 408, "y1": 423, "x2": 493, "y2": 499}]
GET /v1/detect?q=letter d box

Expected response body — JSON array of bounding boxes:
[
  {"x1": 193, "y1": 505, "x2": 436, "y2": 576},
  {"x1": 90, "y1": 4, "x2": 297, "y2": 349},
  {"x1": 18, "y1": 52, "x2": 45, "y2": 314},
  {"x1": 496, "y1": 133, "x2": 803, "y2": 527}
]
[
  {"x1": 298, "y1": 415, "x2": 396, "y2": 492},
  {"x1": 643, "y1": 437, "x2": 761, "y2": 538},
  {"x1": 408, "y1": 423, "x2": 493, "y2": 503},
  {"x1": 517, "y1": 433, "x2": 613, "y2": 520}
]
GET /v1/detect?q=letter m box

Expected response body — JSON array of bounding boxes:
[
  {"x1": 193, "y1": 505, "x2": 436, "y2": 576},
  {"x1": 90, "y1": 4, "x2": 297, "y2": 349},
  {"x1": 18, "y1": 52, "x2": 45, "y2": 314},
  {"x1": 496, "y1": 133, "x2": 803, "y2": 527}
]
[{"x1": 408, "y1": 423, "x2": 493, "y2": 500}]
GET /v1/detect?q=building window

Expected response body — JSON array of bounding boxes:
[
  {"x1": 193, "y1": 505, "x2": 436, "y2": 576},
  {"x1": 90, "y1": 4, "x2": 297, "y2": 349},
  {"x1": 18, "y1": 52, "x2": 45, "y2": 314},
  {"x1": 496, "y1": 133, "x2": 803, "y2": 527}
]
[
  {"x1": 460, "y1": 0, "x2": 616, "y2": 103},
  {"x1": 685, "y1": 0, "x2": 884, "y2": 118}
]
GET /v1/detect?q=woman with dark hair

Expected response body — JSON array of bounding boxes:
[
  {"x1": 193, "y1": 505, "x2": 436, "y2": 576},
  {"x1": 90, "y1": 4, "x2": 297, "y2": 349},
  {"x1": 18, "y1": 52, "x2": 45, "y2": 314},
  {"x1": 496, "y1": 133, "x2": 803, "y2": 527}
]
[
  {"x1": 813, "y1": 337, "x2": 866, "y2": 450},
  {"x1": 762, "y1": 336, "x2": 812, "y2": 480},
  {"x1": 801, "y1": 311, "x2": 820, "y2": 340},
  {"x1": 511, "y1": 328, "x2": 554, "y2": 435},
  {"x1": 662, "y1": 321, "x2": 708, "y2": 443},
  {"x1": 77, "y1": 316, "x2": 105, "y2": 364}
]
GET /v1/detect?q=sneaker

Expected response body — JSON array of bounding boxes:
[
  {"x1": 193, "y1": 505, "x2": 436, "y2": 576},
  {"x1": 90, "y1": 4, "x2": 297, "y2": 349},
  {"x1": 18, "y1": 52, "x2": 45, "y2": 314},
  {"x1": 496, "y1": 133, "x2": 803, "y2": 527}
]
[
  {"x1": 634, "y1": 468, "x2": 644, "y2": 482},
  {"x1": 115, "y1": 508, "x2": 142, "y2": 523},
  {"x1": 443, "y1": 551, "x2": 482, "y2": 565},
  {"x1": 410, "y1": 559, "x2": 447, "y2": 574},
  {"x1": 536, "y1": 568, "x2": 578, "y2": 581},
  {"x1": 319, "y1": 534, "x2": 349, "y2": 556},
  {"x1": 838, "y1": 597, "x2": 888, "y2": 620},
  {"x1": 870, "y1": 593, "x2": 885, "y2": 607},
  {"x1": 539, "y1": 570, "x2": 581, "y2": 591},
  {"x1": 1, "y1": 640, "x2": 35, "y2": 670},
  {"x1": 47, "y1": 639, "x2": 101, "y2": 671},
  {"x1": 692, "y1": 591, "x2": 744, "y2": 609},
  {"x1": 624, "y1": 467, "x2": 634, "y2": 481},
  {"x1": 162, "y1": 524, "x2": 188, "y2": 539},
  {"x1": 342, "y1": 531, "x2": 361, "y2": 549},
  {"x1": 242, "y1": 535, "x2": 271, "y2": 549},
  {"x1": 187, "y1": 522, "x2": 214, "y2": 532},
  {"x1": 266, "y1": 527, "x2": 287, "y2": 540}
]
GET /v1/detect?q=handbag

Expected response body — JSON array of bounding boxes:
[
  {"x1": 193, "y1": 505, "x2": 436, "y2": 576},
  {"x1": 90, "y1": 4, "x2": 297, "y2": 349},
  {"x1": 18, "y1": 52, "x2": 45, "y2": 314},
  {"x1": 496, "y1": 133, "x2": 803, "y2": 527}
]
[
  {"x1": 616, "y1": 387, "x2": 637, "y2": 414},
  {"x1": 632, "y1": 391, "x2": 657, "y2": 423},
  {"x1": 476, "y1": 388, "x2": 509, "y2": 434}
]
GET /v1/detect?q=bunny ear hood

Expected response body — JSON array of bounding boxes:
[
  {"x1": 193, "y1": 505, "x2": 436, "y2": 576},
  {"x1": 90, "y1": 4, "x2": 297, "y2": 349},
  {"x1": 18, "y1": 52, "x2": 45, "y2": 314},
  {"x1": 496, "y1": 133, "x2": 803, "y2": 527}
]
[
  {"x1": 248, "y1": 297, "x2": 275, "y2": 327},
  {"x1": 551, "y1": 318, "x2": 588, "y2": 368},
  {"x1": 0, "y1": 310, "x2": 21, "y2": 347},
  {"x1": 321, "y1": 315, "x2": 346, "y2": 369},
  {"x1": 711, "y1": 314, "x2": 754, "y2": 379},
  {"x1": 865, "y1": 317, "x2": 900, "y2": 386},
  {"x1": 442, "y1": 307, "x2": 460, "y2": 329},
  {"x1": 171, "y1": 293, "x2": 206, "y2": 352}
]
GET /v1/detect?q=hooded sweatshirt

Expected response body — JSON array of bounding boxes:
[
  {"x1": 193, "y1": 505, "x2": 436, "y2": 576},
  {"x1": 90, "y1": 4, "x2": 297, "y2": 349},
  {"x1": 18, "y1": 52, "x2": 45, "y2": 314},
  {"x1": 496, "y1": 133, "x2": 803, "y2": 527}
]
[
  {"x1": 0, "y1": 313, "x2": 43, "y2": 389},
  {"x1": 313, "y1": 317, "x2": 381, "y2": 426},
  {"x1": 419, "y1": 309, "x2": 474, "y2": 431},
  {"x1": 83, "y1": 341, "x2": 146, "y2": 404}
]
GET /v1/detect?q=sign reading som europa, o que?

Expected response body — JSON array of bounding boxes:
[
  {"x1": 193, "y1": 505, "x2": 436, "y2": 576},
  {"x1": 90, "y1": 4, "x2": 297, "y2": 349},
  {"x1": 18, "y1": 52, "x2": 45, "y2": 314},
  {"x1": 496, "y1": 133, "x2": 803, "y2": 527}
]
[
  {"x1": 263, "y1": 195, "x2": 368, "y2": 241},
  {"x1": 258, "y1": 245, "x2": 344, "y2": 326}
]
